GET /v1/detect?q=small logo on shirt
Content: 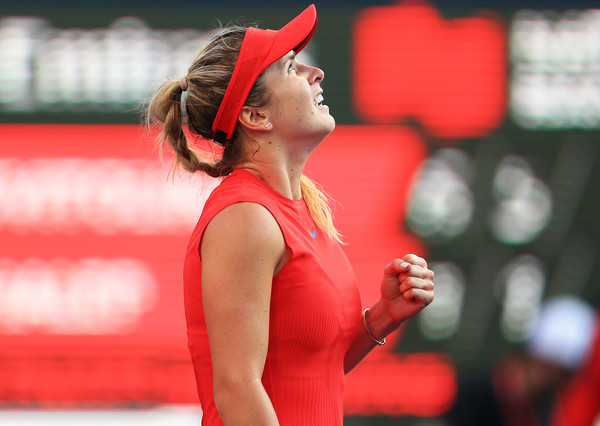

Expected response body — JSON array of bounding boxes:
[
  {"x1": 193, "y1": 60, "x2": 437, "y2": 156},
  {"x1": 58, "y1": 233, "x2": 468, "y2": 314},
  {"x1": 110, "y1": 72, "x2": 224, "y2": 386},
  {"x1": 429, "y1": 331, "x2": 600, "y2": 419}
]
[{"x1": 310, "y1": 229, "x2": 317, "y2": 239}]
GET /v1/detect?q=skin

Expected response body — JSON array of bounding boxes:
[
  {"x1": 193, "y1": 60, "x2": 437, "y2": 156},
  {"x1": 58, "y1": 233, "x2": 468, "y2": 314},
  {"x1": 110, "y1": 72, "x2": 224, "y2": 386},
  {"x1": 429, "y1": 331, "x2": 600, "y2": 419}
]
[{"x1": 201, "y1": 51, "x2": 435, "y2": 425}]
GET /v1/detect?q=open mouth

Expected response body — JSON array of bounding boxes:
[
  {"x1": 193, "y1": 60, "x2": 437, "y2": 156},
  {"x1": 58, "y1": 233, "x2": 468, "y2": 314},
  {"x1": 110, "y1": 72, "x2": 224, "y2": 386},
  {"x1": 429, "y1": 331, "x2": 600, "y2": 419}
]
[{"x1": 313, "y1": 93, "x2": 324, "y2": 106}]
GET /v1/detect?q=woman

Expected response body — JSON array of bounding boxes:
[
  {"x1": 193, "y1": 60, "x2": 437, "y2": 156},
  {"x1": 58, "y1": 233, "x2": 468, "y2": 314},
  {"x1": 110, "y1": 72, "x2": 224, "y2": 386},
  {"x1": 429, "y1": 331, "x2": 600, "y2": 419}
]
[{"x1": 147, "y1": 4, "x2": 435, "y2": 425}]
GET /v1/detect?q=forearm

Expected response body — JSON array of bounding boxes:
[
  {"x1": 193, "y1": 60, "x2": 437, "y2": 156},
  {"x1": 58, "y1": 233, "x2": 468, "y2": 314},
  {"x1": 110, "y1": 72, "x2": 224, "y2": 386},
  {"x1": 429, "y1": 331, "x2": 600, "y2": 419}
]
[
  {"x1": 214, "y1": 378, "x2": 280, "y2": 425},
  {"x1": 343, "y1": 300, "x2": 399, "y2": 374}
]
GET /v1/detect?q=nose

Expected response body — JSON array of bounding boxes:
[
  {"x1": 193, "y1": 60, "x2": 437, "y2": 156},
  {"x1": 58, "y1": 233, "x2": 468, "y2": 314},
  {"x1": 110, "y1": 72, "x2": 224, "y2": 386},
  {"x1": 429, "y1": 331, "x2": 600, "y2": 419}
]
[{"x1": 306, "y1": 65, "x2": 324, "y2": 85}]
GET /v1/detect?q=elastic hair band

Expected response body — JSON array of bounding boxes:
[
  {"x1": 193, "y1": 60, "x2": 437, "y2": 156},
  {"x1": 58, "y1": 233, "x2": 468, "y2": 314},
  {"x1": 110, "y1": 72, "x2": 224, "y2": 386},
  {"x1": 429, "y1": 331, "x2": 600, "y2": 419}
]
[
  {"x1": 362, "y1": 308, "x2": 386, "y2": 346},
  {"x1": 179, "y1": 76, "x2": 188, "y2": 91},
  {"x1": 180, "y1": 90, "x2": 188, "y2": 120}
]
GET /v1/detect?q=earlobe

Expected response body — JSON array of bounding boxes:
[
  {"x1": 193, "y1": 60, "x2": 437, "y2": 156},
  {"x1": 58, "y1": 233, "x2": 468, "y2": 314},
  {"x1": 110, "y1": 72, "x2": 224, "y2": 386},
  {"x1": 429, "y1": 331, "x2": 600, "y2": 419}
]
[{"x1": 238, "y1": 107, "x2": 271, "y2": 134}]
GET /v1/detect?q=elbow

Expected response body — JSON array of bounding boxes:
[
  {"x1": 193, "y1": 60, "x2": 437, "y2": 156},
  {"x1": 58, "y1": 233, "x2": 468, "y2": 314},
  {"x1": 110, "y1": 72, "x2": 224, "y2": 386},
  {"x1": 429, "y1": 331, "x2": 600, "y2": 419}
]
[
  {"x1": 212, "y1": 373, "x2": 261, "y2": 411},
  {"x1": 212, "y1": 375, "x2": 237, "y2": 410}
]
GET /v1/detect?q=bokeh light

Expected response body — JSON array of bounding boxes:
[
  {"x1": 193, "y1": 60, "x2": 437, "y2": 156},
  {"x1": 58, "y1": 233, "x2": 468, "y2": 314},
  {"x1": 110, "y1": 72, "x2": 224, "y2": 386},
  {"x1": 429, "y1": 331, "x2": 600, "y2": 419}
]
[
  {"x1": 510, "y1": 9, "x2": 600, "y2": 128},
  {"x1": 491, "y1": 154, "x2": 552, "y2": 244},
  {"x1": 419, "y1": 262, "x2": 466, "y2": 340},
  {"x1": 406, "y1": 149, "x2": 474, "y2": 242},
  {"x1": 497, "y1": 255, "x2": 546, "y2": 342}
]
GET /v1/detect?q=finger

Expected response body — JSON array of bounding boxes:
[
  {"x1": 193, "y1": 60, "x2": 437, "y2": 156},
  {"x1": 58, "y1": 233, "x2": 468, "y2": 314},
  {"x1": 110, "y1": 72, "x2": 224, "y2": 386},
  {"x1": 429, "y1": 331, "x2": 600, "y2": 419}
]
[
  {"x1": 402, "y1": 288, "x2": 435, "y2": 305},
  {"x1": 399, "y1": 276, "x2": 435, "y2": 294},
  {"x1": 402, "y1": 254, "x2": 428, "y2": 269},
  {"x1": 384, "y1": 258, "x2": 412, "y2": 277},
  {"x1": 402, "y1": 264, "x2": 435, "y2": 280}
]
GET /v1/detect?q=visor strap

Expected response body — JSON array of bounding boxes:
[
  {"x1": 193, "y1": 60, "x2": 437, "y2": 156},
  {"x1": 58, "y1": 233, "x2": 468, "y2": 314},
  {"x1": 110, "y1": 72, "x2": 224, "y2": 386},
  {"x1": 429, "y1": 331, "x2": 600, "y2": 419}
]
[{"x1": 213, "y1": 129, "x2": 227, "y2": 146}]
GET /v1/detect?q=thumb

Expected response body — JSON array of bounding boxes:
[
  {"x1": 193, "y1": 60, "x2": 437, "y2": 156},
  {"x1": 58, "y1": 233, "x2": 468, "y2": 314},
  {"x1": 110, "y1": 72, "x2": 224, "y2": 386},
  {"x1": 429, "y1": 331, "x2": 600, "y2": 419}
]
[{"x1": 384, "y1": 259, "x2": 411, "y2": 279}]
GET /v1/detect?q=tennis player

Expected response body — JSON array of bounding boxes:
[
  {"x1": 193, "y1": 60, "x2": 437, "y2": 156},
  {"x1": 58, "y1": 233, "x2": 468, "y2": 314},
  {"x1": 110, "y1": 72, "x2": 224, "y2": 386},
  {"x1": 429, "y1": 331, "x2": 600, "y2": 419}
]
[{"x1": 147, "y1": 4, "x2": 435, "y2": 425}]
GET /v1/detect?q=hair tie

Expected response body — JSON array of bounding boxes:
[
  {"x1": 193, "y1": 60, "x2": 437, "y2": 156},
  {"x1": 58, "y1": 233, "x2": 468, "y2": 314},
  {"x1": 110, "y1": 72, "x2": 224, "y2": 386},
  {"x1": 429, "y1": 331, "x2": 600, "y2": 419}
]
[{"x1": 179, "y1": 76, "x2": 188, "y2": 92}]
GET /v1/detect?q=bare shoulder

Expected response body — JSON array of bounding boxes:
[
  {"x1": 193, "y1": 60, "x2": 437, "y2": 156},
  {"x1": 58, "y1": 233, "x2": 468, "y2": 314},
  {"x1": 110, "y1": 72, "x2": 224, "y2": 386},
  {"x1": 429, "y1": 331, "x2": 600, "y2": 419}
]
[{"x1": 201, "y1": 202, "x2": 286, "y2": 270}]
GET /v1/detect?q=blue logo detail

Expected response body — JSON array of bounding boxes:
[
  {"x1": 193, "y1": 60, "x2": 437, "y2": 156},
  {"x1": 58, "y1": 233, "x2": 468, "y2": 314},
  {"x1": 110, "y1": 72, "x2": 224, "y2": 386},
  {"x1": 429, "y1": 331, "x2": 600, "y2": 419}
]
[{"x1": 310, "y1": 229, "x2": 317, "y2": 239}]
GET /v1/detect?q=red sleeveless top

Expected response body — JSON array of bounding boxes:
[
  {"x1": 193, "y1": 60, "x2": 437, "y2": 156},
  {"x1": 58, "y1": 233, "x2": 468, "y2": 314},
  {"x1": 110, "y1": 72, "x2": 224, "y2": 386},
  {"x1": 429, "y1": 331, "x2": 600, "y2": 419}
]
[{"x1": 183, "y1": 169, "x2": 362, "y2": 425}]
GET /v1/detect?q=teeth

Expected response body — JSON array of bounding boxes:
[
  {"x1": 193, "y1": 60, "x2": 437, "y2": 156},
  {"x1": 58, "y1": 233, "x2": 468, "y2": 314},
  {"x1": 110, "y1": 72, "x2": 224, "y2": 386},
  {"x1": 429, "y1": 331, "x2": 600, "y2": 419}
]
[{"x1": 313, "y1": 94, "x2": 324, "y2": 106}]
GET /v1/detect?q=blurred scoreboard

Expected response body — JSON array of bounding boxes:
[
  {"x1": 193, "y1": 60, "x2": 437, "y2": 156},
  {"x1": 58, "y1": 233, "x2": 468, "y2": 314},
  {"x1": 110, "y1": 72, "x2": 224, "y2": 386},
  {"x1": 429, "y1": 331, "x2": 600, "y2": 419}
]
[{"x1": 1, "y1": 0, "x2": 599, "y2": 421}]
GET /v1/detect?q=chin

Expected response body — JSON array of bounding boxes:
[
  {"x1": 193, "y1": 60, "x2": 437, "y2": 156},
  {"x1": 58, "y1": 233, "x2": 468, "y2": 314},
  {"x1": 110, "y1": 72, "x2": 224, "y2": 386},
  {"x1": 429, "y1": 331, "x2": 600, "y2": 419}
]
[
  {"x1": 324, "y1": 113, "x2": 336, "y2": 133},
  {"x1": 318, "y1": 118, "x2": 335, "y2": 138},
  {"x1": 314, "y1": 121, "x2": 335, "y2": 146}
]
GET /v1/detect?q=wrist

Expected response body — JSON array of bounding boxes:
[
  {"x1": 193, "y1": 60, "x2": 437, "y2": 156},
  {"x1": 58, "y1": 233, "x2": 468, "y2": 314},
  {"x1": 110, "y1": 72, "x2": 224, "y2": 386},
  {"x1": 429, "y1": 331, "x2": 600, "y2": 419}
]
[
  {"x1": 363, "y1": 308, "x2": 386, "y2": 346},
  {"x1": 363, "y1": 300, "x2": 397, "y2": 343}
]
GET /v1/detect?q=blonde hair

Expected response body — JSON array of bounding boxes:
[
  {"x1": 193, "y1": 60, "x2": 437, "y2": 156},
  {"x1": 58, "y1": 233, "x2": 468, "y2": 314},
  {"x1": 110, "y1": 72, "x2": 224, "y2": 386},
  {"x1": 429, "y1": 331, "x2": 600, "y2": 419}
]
[
  {"x1": 146, "y1": 26, "x2": 342, "y2": 243},
  {"x1": 300, "y1": 175, "x2": 343, "y2": 243}
]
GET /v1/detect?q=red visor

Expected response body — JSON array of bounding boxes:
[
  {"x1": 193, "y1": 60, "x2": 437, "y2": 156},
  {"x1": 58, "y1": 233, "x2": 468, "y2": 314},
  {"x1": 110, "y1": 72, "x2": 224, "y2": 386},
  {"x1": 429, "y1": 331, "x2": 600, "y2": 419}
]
[{"x1": 211, "y1": 4, "x2": 317, "y2": 144}]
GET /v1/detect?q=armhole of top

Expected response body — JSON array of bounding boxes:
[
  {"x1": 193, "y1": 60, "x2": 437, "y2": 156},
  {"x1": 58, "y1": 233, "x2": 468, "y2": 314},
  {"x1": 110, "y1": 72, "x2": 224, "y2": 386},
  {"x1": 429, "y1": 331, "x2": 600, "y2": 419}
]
[{"x1": 197, "y1": 200, "x2": 293, "y2": 265}]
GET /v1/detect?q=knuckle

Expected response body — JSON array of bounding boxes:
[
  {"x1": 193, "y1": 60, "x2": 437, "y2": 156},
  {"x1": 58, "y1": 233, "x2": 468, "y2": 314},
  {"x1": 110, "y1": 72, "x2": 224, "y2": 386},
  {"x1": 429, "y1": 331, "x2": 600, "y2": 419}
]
[{"x1": 403, "y1": 253, "x2": 428, "y2": 268}]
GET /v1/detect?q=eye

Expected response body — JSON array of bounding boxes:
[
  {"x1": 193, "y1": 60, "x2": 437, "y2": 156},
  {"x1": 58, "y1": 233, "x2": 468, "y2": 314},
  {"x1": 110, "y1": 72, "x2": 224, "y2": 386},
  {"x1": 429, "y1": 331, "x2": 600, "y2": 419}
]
[{"x1": 287, "y1": 62, "x2": 296, "y2": 73}]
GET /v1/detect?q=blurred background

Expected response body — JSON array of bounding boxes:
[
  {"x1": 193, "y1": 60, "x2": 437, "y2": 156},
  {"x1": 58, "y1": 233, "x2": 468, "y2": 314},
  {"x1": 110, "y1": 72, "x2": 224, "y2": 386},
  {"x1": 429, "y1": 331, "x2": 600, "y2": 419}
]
[{"x1": 1, "y1": 0, "x2": 599, "y2": 425}]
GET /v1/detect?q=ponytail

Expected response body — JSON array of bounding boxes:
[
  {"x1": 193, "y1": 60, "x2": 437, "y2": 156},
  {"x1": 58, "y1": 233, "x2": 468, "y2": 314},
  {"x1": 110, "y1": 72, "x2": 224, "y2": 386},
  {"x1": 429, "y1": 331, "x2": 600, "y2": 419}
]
[
  {"x1": 146, "y1": 80, "x2": 203, "y2": 174},
  {"x1": 146, "y1": 26, "x2": 251, "y2": 178}
]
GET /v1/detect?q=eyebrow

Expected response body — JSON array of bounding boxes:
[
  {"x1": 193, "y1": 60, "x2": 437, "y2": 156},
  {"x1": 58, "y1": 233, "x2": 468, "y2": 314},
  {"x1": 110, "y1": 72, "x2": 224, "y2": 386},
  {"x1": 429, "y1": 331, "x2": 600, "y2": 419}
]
[{"x1": 280, "y1": 51, "x2": 296, "y2": 67}]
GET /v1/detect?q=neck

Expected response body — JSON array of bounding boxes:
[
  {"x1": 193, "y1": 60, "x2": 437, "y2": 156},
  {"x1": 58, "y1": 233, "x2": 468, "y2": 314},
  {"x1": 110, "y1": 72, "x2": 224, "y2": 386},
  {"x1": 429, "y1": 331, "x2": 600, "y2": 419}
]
[
  {"x1": 237, "y1": 160, "x2": 305, "y2": 201},
  {"x1": 235, "y1": 132, "x2": 324, "y2": 200}
]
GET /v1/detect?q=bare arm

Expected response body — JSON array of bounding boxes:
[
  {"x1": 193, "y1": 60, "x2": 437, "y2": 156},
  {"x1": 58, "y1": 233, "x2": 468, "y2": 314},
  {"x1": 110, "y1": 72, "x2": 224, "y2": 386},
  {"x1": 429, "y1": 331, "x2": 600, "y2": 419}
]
[
  {"x1": 344, "y1": 255, "x2": 435, "y2": 373},
  {"x1": 201, "y1": 202, "x2": 286, "y2": 425}
]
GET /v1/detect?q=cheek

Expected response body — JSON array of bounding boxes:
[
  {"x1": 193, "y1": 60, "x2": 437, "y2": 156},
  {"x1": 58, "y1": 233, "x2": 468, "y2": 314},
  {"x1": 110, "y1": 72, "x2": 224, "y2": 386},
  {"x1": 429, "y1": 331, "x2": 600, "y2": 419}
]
[
  {"x1": 278, "y1": 96, "x2": 309, "y2": 121},
  {"x1": 269, "y1": 80, "x2": 313, "y2": 121}
]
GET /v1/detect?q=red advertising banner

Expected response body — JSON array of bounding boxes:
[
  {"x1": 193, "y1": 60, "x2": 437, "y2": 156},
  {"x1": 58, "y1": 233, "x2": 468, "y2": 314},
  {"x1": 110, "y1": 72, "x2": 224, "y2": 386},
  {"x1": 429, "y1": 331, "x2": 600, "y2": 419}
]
[{"x1": 353, "y1": 1, "x2": 506, "y2": 140}]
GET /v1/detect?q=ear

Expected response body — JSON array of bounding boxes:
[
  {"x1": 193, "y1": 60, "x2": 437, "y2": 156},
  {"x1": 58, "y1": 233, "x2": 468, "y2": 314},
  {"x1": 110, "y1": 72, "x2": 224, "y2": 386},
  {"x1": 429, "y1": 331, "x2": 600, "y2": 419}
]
[{"x1": 238, "y1": 106, "x2": 272, "y2": 134}]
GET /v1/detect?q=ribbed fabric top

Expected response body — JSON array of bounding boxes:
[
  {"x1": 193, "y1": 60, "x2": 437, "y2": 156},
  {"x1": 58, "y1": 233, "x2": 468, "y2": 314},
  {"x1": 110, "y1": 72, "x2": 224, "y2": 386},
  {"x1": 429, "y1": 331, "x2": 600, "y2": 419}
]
[{"x1": 183, "y1": 169, "x2": 362, "y2": 425}]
